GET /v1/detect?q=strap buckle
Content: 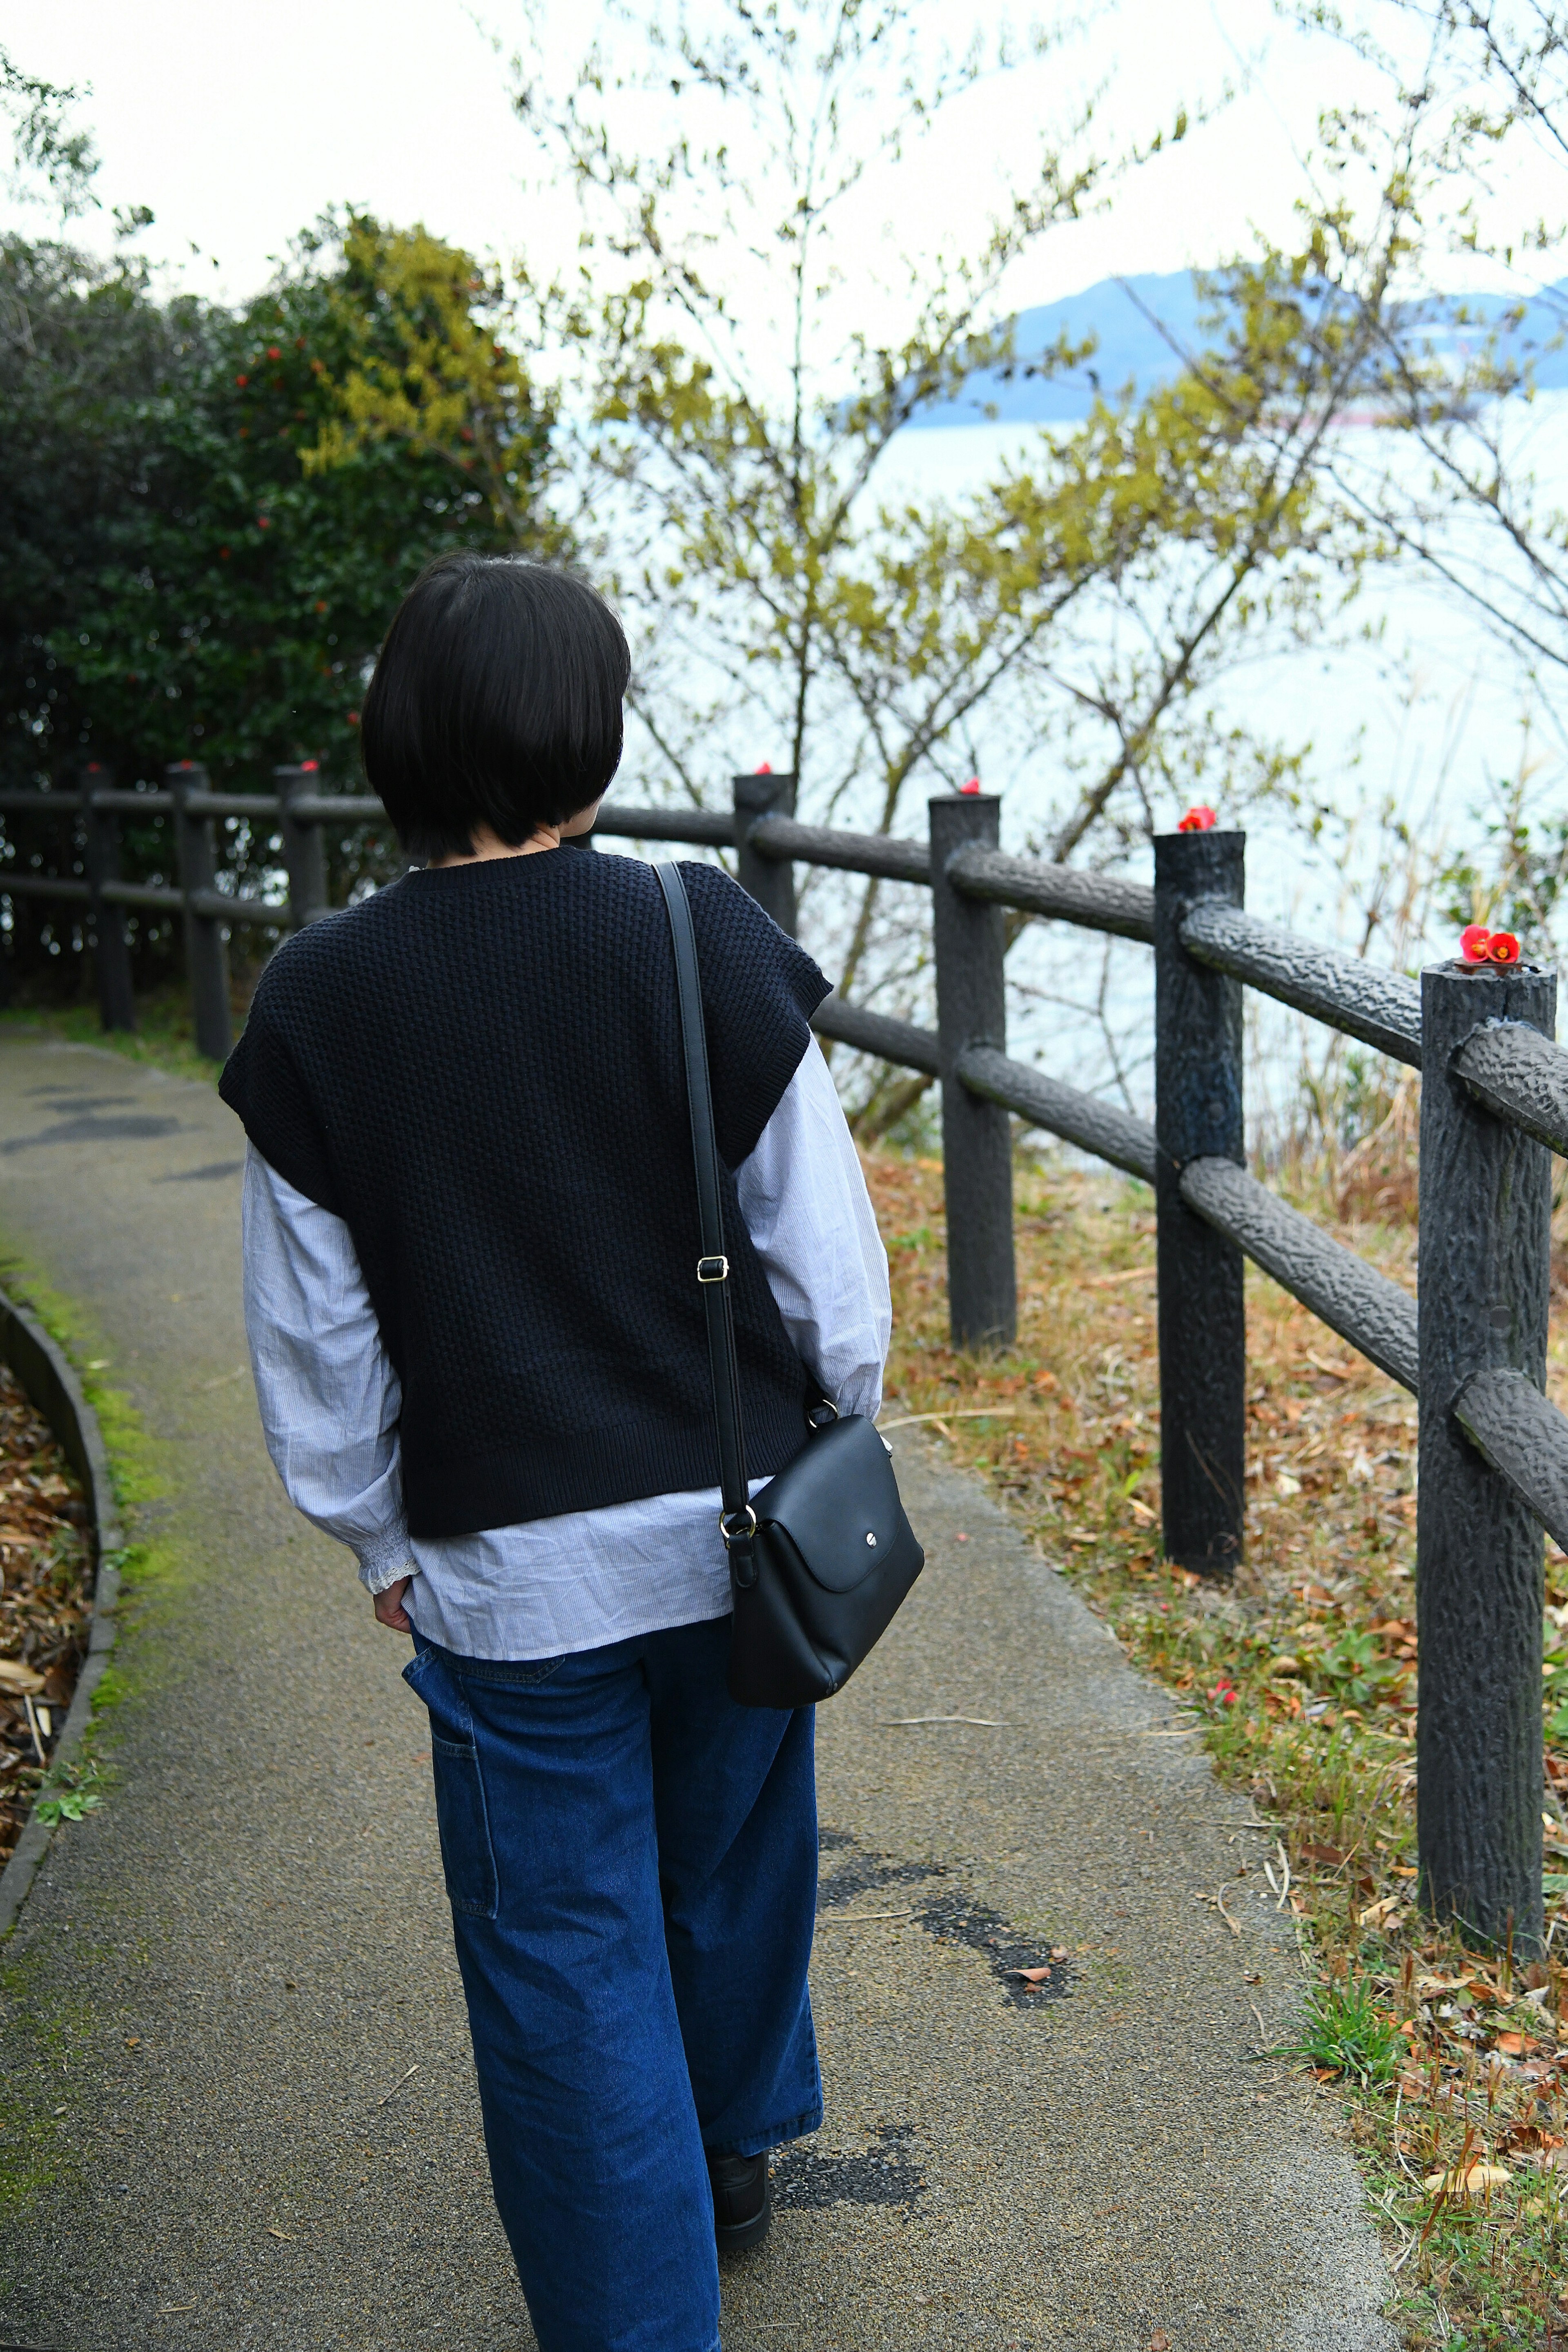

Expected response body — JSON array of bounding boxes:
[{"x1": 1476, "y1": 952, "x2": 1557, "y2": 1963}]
[
  {"x1": 697, "y1": 1254, "x2": 730, "y2": 1283},
  {"x1": 719, "y1": 1503, "x2": 757, "y2": 1547}
]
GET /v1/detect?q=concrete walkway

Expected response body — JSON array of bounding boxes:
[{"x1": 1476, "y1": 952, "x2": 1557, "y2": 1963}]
[{"x1": 0, "y1": 1037, "x2": 1397, "y2": 2352}]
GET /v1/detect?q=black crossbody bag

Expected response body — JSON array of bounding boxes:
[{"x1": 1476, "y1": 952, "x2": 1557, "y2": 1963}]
[{"x1": 657, "y1": 861, "x2": 924, "y2": 1710}]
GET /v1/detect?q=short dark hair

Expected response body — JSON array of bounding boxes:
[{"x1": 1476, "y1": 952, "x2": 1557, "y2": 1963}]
[{"x1": 360, "y1": 555, "x2": 631, "y2": 861}]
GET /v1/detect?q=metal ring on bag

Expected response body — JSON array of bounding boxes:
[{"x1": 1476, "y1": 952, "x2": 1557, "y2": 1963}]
[{"x1": 719, "y1": 1503, "x2": 758, "y2": 1546}]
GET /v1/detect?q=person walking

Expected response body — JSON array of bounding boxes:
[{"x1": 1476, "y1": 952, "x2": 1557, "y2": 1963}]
[{"x1": 220, "y1": 553, "x2": 891, "y2": 2352}]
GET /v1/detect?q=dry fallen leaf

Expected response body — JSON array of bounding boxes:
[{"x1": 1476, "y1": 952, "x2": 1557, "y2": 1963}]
[
  {"x1": 0, "y1": 1658, "x2": 45, "y2": 1695},
  {"x1": 267, "y1": 2227, "x2": 294, "y2": 2241},
  {"x1": 1424, "y1": 2162, "x2": 1512, "y2": 2197},
  {"x1": 1007, "y1": 1966, "x2": 1056, "y2": 1986},
  {"x1": 1500, "y1": 2123, "x2": 1565, "y2": 2153},
  {"x1": 1149, "y1": 2332, "x2": 1173, "y2": 2352},
  {"x1": 1298, "y1": 1842, "x2": 1350, "y2": 1870}
]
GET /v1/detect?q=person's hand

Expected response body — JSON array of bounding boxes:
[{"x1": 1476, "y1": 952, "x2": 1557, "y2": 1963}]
[{"x1": 373, "y1": 1574, "x2": 414, "y2": 1633}]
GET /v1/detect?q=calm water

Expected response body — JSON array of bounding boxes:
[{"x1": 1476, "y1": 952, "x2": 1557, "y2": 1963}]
[{"x1": 814, "y1": 401, "x2": 1568, "y2": 1132}]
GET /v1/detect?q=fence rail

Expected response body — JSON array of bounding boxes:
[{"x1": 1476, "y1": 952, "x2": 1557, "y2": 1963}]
[
  {"x1": 1180, "y1": 899, "x2": 1425, "y2": 1067},
  {"x1": 4, "y1": 756, "x2": 1567, "y2": 1951}
]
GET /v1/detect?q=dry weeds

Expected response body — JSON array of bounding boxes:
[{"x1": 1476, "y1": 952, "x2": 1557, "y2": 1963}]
[{"x1": 864, "y1": 1143, "x2": 1568, "y2": 2352}]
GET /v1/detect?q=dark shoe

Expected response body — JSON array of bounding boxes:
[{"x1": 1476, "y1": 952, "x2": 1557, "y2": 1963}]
[{"x1": 708, "y1": 2149, "x2": 771, "y2": 2251}]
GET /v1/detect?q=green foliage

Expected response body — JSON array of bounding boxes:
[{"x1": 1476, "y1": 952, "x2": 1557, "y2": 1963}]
[
  {"x1": 2, "y1": 214, "x2": 551, "y2": 796},
  {"x1": 33, "y1": 1761, "x2": 103, "y2": 1828},
  {"x1": 303, "y1": 217, "x2": 552, "y2": 547},
  {"x1": 0, "y1": 213, "x2": 555, "y2": 996},
  {"x1": 1279, "y1": 1973, "x2": 1404, "y2": 2087},
  {"x1": 1312, "y1": 1626, "x2": 1408, "y2": 1708}
]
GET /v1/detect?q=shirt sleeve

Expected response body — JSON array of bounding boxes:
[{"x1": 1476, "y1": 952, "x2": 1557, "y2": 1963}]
[
  {"x1": 241, "y1": 1142, "x2": 413, "y2": 1594},
  {"x1": 733, "y1": 1044, "x2": 891, "y2": 1421}
]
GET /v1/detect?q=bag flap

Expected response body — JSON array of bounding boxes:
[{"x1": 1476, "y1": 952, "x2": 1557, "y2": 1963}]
[{"x1": 754, "y1": 1415, "x2": 906, "y2": 1594}]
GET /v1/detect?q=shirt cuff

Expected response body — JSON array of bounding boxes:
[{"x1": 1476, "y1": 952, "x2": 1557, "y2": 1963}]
[{"x1": 354, "y1": 1521, "x2": 416, "y2": 1594}]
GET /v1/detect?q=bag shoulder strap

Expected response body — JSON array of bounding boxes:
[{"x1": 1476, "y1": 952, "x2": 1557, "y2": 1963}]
[{"x1": 655, "y1": 862, "x2": 757, "y2": 1580}]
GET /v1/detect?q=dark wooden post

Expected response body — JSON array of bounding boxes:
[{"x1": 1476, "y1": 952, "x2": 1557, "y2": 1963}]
[
  {"x1": 167, "y1": 761, "x2": 231, "y2": 1061},
  {"x1": 733, "y1": 770, "x2": 797, "y2": 935},
  {"x1": 1418, "y1": 959, "x2": 1555, "y2": 1955},
  {"x1": 81, "y1": 763, "x2": 135, "y2": 1033},
  {"x1": 930, "y1": 793, "x2": 1016, "y2": 1352},
  {"x1": 276, "y1": 763, "x2": 329, "y2": 928},
  {"x1": 1154, "y1": 829, "x2": 1246, "y2": 1577}
]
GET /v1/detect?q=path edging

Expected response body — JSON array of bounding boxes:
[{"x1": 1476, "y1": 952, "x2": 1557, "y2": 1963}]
[{"x1": 0, "y1": 1285, "x2": 123, "y2": 1935}]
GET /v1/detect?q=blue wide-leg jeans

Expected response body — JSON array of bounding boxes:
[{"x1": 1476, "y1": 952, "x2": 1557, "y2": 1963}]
[{"x1": 403, "y1": 1614, "x2": 822, "y2": 2352}]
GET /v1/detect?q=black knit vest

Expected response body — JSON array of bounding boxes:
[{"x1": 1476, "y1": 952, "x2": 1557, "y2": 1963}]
[{"x1": 220, "y1": 852, "x2": 831, "y2": 1538}]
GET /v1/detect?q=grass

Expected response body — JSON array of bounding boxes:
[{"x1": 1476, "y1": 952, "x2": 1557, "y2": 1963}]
[
  {"x1": 862, "y1": 1139, "x2": 1568, "y2": 2352},
  {"x1": 1282, "y1": 1973, "x2": 1406, "y2": 2088},
  {"x1": 0, "y1": 986, "x2": 226, "y2": 1088}
]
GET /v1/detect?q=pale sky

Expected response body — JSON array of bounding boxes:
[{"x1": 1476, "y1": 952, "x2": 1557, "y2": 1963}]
[{"x1": 11, "y1": 0, "x2": 1537, "y2": 319}]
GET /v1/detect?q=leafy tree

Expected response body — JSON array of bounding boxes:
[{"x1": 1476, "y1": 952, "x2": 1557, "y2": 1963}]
[
  {"x1": 303, "y1": 216, "x2": 553, "y2": 547},
  {"x1": 509, "y1": 0, "x2": 1375, "y2": 1123},
  {"x1": 20, "y1": 214, "x2": 552, "y2": 791},
  {"x1": 0, "y1": 213, "x2": 555, "y2": 995}
]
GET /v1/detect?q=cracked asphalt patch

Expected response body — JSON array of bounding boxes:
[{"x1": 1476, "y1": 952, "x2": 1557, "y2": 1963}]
[{"x1": 0, "y1": 1038, "x2": 1397, "y2": 2351}]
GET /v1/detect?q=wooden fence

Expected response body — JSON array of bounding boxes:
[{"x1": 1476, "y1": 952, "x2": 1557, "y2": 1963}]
[{"x1": 4, "y1": 760, "x2": 1567, "y2": 1954}]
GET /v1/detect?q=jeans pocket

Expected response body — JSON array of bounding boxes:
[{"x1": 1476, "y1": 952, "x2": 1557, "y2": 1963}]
[
  {"x1": 404, "y1": 1647, "x2": 499, "y2": 1921},
  {"x1": 430, "y1": 1737, "x2": 499, "y2": 1919}
]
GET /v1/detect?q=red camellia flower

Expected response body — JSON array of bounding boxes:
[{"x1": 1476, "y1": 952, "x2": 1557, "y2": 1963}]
[
  {"x1": 1178, "y1": 804, "x2": 1217, "y2": 832},
  {"x1": 235, "y1": 373, "x2": 248, "y2": 387},
  {"x1": 267, "y1": 344, "x2": 281, "y2": 359},
  {"x1": 1460, "y1": 925, "x2": 1521, "y2": 965}
]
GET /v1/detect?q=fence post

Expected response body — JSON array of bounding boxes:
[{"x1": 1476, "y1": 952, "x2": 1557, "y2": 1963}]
[
  {"x1": 1154, "y1": 829, "x2": 1246, "y2": 1577},
  {"x1": 733, "y1": 770, "x2": 797, "y2": 935},
  {"x1": 1418, "y1": 959, "x2": 1555, "y2": 1955},
  {"x1": 930, "y1": 793, "x2": 1016, "y2": 1352},
  {"x1": 81, "y1": 763, "x2": 135, "y2": 1033},
  {"x1": 276, "y1": 763, "x2": 329, "y2": 928},
  {"x1": 167, "y1": 761, "x2": 231, "y2": 1061}
]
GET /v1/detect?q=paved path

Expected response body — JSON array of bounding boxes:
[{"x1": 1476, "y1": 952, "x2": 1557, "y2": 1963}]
[{"x1": 0, "y1": 1037, "x2": 1397, "y2": 2352}]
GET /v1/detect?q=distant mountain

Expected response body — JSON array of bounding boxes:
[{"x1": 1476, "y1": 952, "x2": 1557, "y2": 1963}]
[{"x1": 906, "y1": 269, "x2": 1568, "y2": 428}]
